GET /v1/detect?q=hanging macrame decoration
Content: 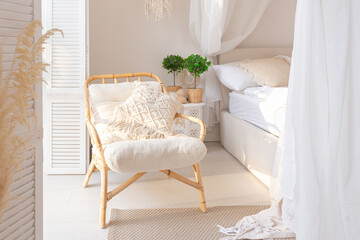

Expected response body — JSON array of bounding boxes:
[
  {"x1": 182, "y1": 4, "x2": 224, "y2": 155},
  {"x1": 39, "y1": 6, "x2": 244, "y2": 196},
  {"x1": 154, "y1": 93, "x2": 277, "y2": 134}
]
[{"x1": 145, "y1": 0, "x2": 172, "y2": 21}]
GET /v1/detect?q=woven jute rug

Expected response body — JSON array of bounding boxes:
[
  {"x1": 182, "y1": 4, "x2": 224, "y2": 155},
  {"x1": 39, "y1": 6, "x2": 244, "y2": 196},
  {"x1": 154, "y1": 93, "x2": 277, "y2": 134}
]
[{"x1": 107, "y1": 205, "x2": 295, "y2": 240}]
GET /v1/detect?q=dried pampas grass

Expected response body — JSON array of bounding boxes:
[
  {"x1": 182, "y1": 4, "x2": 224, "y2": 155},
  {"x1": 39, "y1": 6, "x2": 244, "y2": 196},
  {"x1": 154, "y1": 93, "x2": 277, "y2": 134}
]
[{"x1": 0, "y1": 21, "x2": 62, "y2": 219}]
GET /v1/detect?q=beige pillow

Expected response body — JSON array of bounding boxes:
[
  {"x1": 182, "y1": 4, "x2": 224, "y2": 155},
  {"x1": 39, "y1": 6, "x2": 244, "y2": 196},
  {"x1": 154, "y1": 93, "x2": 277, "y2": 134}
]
[
  {"x1": 108, "y1": 84, "x2": 183, "y2": 141},
  {"x1": 237, "y1": 57, "x2": 290, "y2": 87}
]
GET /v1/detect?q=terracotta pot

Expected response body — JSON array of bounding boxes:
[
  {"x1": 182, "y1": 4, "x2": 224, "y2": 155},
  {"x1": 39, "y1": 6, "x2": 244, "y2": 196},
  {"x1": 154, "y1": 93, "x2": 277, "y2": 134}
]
[
  {"x1": 187, "y1": 88, "x2": 203, "y2": 103},
  {"x1": 167, "y1": 86, "x2": 181, "y2": 92}
]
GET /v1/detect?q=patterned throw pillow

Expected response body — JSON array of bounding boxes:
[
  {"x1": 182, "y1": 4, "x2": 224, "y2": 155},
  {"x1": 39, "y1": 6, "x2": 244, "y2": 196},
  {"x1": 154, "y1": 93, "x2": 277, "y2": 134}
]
[{"x1": 107, "y1": 84, "x2": 183, "y2": 141}]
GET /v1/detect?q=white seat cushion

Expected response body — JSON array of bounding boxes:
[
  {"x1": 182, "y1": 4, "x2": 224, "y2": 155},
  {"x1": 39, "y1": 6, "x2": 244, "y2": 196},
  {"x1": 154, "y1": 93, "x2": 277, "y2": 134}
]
[{"x1": 101, "y1": 137, "x2": 207, "y2": 173}]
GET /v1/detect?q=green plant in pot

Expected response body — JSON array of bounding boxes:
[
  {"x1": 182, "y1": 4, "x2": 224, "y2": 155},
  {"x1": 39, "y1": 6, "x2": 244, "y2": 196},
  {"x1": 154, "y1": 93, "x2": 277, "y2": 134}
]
[
  {"x1": 185, "y1": 54, "x2": 211, "y2": 103},
  {"x1": 162, "y1": 55, "x2": 184, "y2": 92}
]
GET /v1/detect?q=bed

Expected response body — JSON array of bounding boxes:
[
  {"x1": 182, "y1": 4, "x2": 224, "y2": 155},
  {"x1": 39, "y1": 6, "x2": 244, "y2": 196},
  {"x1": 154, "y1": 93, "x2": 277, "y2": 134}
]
[{"x1": 218, "y1": 48, "x2": 292, "y2": 187}]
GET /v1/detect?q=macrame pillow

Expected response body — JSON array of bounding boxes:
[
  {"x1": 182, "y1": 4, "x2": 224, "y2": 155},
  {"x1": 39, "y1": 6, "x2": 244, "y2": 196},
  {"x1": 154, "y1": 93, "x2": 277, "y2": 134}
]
[
  {"x1": 106, "y1": 84, "x2": 183, "y2": 142},
  {"x1": 237, "y1": 56, "x2": 290, "y2": 87}
]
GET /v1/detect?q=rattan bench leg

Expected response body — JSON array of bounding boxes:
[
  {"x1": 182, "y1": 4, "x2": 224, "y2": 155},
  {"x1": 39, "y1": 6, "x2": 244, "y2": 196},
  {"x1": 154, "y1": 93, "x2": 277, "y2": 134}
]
[
  {"x1": 99, "y1": 168, "x2": 108, "y2": 228},
  {"x1": 193, "y1": 163, "x2": 207, "y2": 212},
  {"x1": 83, "y1": 159, "x2": 96, "y2": 188}
]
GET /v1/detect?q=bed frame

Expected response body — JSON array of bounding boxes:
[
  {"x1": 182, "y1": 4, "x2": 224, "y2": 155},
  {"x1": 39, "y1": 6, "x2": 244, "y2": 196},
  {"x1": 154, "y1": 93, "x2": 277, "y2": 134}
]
[{"x1": 218, "y1": 48, "x2": 292, "y2": 187}]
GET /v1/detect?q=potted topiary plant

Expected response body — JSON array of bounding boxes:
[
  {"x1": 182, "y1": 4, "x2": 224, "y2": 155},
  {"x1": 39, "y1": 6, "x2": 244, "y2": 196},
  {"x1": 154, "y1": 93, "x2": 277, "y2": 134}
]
[
  {"x1": 162, "y1": 55, "x2": 184, "y2": 92},
  {"x1": 184, "y1": 54, "x2": 211, "y2": 103}
]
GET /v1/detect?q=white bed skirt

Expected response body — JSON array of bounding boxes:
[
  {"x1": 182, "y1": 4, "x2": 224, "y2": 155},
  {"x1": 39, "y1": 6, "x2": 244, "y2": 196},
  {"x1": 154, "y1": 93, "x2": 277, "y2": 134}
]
[{"x1": 220, "y1": 110, "x2": 278, "y2": 187}]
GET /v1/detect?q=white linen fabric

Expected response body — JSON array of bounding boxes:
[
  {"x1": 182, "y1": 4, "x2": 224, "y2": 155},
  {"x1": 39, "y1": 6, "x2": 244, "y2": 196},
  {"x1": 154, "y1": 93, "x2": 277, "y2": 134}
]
[
  {"x1": 229, "y1": 90, "x2": 286, "y2": 137},
  {"x1": 218, "y1": 200, "x2": 295, "y2": 240},
  {"x1": 189, "y1": 0, "x2": 271, "y2": 129},
  {"x1": 213, "y1": 64, "x2": 259, "y2": 92},
  {"x1": 244, "y1": 86, "x2": 288, "y2": 105},
  {"x1": 189, "y1": 0, "x2": 271, "y2": 57},
  {"x1": 281, "y1": 0, "x2": 360, "y2": 239},
  {"x1": 220, "y1": 0, "x2": 360, "y2": 239},
  {"x1": 90, "y1": 102, "x2": 126, "y2": 144}
]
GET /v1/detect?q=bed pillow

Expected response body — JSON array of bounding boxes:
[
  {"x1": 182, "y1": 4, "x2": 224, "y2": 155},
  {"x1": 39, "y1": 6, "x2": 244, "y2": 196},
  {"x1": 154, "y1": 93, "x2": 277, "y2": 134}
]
[
  {"x1": 237, "y1": 57, "x2": 290, "y2": 87},
  {"x1": 213, "y1": 64, "x2": 259, "y2": 91}
]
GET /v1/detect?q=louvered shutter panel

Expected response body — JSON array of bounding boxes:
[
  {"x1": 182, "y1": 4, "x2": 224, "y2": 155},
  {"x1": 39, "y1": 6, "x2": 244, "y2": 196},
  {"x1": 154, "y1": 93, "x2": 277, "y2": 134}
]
[
  {"x1": 0, "y1": 0, "x2": 42, "y2": 239},
  {"x1": 0, "y1": 147, "x2": 37, "y2": 240},
  {"x1": 43, "y1": 0, "x2": 87, "y2": 174}
]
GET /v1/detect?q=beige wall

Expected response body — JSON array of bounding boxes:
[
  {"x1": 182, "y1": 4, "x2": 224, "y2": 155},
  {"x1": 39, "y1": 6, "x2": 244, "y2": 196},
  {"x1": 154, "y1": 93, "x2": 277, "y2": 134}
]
[
  {"x1": 241, "y1": 0, "x2": 297, "y2": 48},
  {"x1": 89, "y1": 0, "x2": 296, "y2": 86},
  {"x1": 89, "y1": 0, "x2": 199, "y2": 86}
]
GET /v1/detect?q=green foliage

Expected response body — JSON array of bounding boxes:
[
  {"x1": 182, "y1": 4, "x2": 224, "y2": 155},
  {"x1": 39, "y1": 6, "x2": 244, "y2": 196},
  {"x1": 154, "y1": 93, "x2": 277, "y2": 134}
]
[
  {"x1": 162, "y1": 55, "x2": 185, "y2": 86},
  {"x1": 162, "y1": 55, "x2": 185, "y2": 74},
  {"x1": 185, "y1": 54, "x2": 211, "y2": 78},
  {"x1": 184, "y1": 54, "x2": 211, "y2": 88}
]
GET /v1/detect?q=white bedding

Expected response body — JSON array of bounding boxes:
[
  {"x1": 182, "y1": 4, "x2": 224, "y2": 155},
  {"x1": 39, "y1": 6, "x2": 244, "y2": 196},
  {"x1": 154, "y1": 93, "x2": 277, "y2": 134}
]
[{"x1": 229, "y1": 87, "x2": 287, "y2": 137}]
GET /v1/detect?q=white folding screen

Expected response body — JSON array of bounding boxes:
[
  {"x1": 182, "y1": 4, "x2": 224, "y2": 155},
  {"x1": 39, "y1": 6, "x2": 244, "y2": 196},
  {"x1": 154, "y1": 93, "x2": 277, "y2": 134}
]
[
  {"x1": 0, "y1": 0, "x2": 43, "y2": 239},
  {"x1": 43, "y1": 0, "x2": 87, "y2": 174}
]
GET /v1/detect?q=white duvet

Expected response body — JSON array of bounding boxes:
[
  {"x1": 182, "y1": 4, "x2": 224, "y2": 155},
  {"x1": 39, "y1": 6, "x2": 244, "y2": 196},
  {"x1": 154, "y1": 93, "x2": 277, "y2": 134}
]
[
  {"x1": 229, "y1": 86, "x2": 288, "y2": 137},
  {"x1": 244, "y1": 86, "x2": 288, "y2": 105}
]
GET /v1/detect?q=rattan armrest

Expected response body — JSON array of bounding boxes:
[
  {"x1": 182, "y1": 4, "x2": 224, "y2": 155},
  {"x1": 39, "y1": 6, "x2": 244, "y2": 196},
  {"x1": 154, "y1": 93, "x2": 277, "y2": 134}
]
[
  {"x1": 173, "y1": 113, "x2": 206, "y2": 141},
  {"x1": 85, "y1": 119, "x2": 104, "y2": 154}
]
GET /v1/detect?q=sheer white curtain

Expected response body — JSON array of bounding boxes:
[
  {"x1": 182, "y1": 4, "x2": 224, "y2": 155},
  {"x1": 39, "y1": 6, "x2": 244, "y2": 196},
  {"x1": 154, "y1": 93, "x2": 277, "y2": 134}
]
[
  {"x1": 282, "y1": 0, "x2": 360, "y2": 239},
  {"x1": 220, "y1": 0, "x2": 360, "y2": 239},
  {"x1": 189, "y1": 0, "x2": 271, "y2": 127}
]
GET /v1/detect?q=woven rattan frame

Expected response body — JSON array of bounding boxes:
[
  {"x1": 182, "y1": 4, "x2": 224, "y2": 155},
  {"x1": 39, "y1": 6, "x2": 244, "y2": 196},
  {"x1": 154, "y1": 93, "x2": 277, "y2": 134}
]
[{"x1": 83, "y1": 72, "x2": 207, "y2": 228}]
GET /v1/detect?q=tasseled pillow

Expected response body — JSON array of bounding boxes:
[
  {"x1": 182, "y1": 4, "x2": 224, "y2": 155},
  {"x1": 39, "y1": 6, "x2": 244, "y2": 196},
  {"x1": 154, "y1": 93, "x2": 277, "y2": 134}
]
[{"x1": 100, "y1": 83, "x2": 183, "y2": 144}]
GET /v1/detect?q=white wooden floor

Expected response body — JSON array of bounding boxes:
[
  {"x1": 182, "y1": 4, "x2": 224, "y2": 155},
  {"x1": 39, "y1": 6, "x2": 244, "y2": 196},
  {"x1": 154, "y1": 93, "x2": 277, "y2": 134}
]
[{"x1": 44, "y1": 142, "x2": 270, "y2": 240}]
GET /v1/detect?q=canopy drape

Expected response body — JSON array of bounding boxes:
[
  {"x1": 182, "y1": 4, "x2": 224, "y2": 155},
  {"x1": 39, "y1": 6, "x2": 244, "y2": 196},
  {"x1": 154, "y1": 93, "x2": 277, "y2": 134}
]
[
  {"x1": 219, "y1": 0, "x2": 360, "y2": 239},
  {"x1": 189, "y1": 0, "x2": 271, "y2": 128},
  {"x1": 282, "y1": 0, "x2": 360, "y2": 239},
  {"x1": 189, "y1": 0, "x2": 271, "y2": 56}
]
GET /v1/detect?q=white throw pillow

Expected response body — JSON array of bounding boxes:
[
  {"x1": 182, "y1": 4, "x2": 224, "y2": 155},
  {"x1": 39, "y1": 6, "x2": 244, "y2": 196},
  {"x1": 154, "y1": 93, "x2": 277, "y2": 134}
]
[
  {"x1": 213, "y1": 64, "x2": 259, "y2": 91},
  {"x1": 88, "y1": 81, "x2": 162, "y2": 104},
  {"x1": 117, "y1": 85, "x2": 182, "y2": 133},
  {"x1": 102, "y1": 84, "x2": 183, "y2": 142}
]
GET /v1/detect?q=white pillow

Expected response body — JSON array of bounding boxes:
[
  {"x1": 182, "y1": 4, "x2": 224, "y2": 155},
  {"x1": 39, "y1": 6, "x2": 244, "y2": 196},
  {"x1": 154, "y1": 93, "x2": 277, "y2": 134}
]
[
  {"x1": 213, "y1": 63, "x2": 259, "y2": 91},
  {"x1": 102, "y1": 84, "x2": 182, "y2": 143},
  {"x1": 88, "y1": 81, "x2": 162, "y2": 104}
]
